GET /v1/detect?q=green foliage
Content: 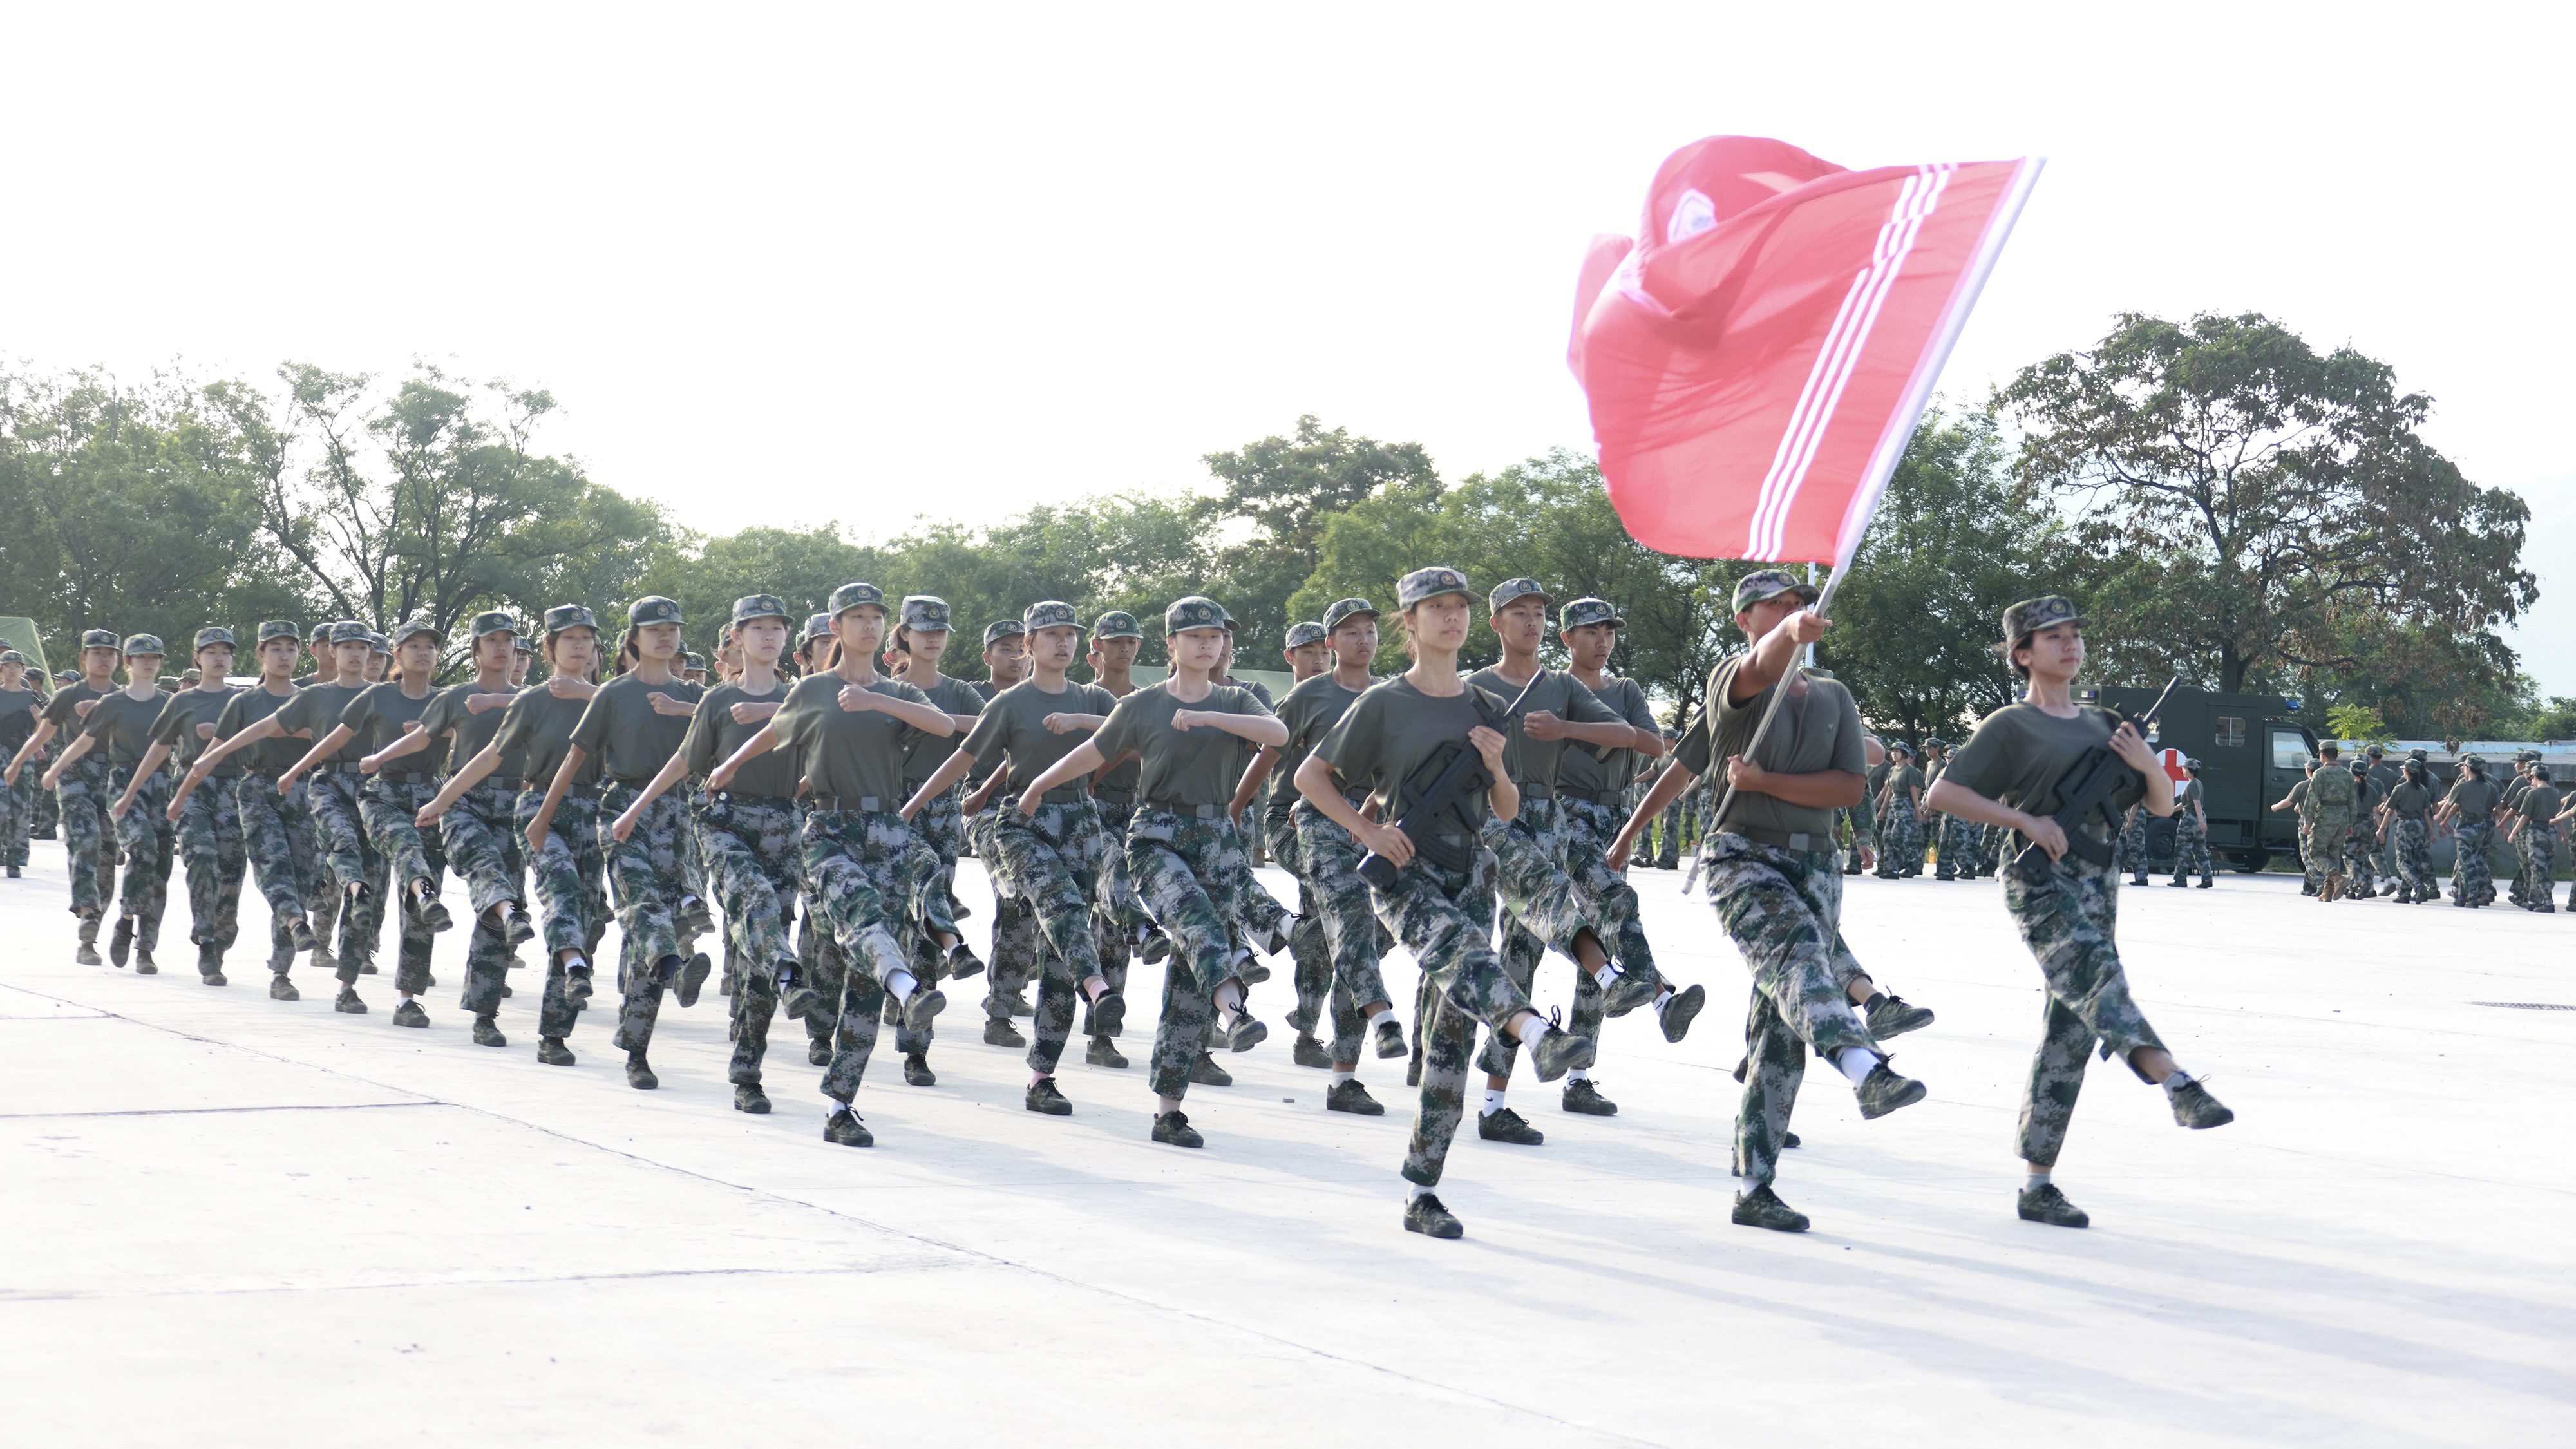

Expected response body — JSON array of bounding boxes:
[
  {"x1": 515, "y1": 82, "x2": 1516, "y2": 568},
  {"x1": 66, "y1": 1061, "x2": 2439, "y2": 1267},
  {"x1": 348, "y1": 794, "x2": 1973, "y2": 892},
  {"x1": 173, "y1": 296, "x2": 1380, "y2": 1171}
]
[{"x1": 2324, "y1": 702, "x2": 2394, "y2": 748}]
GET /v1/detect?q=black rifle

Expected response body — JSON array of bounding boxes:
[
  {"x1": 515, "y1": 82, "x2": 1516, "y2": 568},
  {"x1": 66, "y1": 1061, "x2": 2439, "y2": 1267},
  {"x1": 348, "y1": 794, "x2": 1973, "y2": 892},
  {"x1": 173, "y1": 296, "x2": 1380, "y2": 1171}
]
[
  {"x1": 1355, "y1": 673, "x2": 1542, "y2": 889},
  {"x1": 2012, "y1": 676, "x2": 2181, "y2": 880}
]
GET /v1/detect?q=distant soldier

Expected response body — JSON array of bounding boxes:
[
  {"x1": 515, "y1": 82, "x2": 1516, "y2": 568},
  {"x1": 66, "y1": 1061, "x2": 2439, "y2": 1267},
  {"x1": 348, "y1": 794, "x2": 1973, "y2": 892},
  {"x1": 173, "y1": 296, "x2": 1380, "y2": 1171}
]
[
  {"x1": 2296, "y1": 743, "x2": 2358, "y2": 901},
  {"x1": 2340, "y1": 757, "x2": 2382, "y2": 901},
  {"x1": 1871, "y1": 742, "x2": 1922, "y2": 879},
  {"x1": 2170, "y1": 758, "x2": 2213, "y2": 887},
  {"x1": 2269, "y1": 761, "x2": 2316, "y2": 895},
  {"x1": 2380, "y1": 757, "x2": 2439, "y2": 902},
  {"x1": 2434, "y1": 755, "x2": 2499, "y2": 907},
  {"x1": 2119, "y1": 798, "x2": 2155, "y2": 886},
  {"x1": 2510, "y1": 761, "x2": 2562, "y2": 913},
  {"x1": 2363, "y1": 745, "x2": 2403, "y2": 894},
  {"x1": 1922, "y1": 737, "x2": 1971, "y2": 880}
]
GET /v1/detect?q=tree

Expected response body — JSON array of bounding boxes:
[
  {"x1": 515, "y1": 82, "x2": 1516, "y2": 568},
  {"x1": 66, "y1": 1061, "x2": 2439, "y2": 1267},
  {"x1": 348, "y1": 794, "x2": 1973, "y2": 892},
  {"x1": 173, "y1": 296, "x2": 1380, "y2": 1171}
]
[
  {"x1": 1824, "y1": 409, "x2": 2070, "y2": 741},
  {"x1": 1198, "y1": 416, "x2": 1440, "y2": 656},
  {"x1": 2000, "y1": 312, "x2": 2535, "y2": 695}
]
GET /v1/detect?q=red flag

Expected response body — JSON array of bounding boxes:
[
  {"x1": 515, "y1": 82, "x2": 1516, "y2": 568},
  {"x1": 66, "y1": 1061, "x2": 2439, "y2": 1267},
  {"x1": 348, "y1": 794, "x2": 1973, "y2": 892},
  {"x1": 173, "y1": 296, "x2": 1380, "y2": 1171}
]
[{"x1": 1569, "y1": 137, "x2": 2041, "y2": 567}]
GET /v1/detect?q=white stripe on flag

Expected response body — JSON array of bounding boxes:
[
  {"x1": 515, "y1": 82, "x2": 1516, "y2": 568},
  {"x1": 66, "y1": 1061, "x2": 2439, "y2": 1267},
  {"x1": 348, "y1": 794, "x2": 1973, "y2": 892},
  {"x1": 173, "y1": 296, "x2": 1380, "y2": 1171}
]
[{"x1": 1745, "y1": 164, "x2": 1953, "y2": 558}]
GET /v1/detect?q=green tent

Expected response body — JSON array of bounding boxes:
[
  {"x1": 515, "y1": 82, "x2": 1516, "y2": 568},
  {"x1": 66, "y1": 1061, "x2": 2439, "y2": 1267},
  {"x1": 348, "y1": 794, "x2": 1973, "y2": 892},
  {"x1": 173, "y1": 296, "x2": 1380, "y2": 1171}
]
[{"x1": 0, "y1": 618, "x2": 48, "y2": 686}]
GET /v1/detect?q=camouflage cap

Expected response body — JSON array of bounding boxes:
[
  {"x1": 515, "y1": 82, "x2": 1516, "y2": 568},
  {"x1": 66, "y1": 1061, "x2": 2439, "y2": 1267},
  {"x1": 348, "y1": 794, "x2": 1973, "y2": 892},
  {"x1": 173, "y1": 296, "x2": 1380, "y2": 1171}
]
[
  {"x1": 1733, "y1": 569, "x2": 1819, "y2": 613},
  {"x1": 123, "y1": 634, "x2": 166, "y2": 657},
  {"x1": 2318, "y1": 740, "x2": 2342, "y2": 755},
  {"x1": 730, "y1": 594, "x2": 790, "y2": 626},
  {"x1": 2365, "y1": 743, "x2": 2385, "y2": 757},
  {"x1": 1284, "y1": 621, "x2": 1329, "y2": 650},
  {"x1": 827, "y1": 582, "x2": 885, "y2": 618},
  {"x1": 1321, "y1": 598, "x2": 1379, "y2": 634},
  {"x1": 1560, "y1": 596, "x2": 1622, "y2": 631},
  {"x1": 193, "y1": 626, "x2": 237, "y2": 650},
  {"x1": 802, "y1": 612, "x2": 833, "y2": 643},
  {"x1": 180, "y1": 668, "x2": 200, "y2": 683},
  {"x1": 80, "y1": 629, "x2": 119, "y2": 650},
  {"x1": 983, "y1": 619, "x2": 1027, "y2": 647},
  {"x1": 1090, "y1": 610, "x2": 1143, "y2": 641},
  {"x1": 366, "y1": 631, "x2": 390, "y2": 654},
  {"x1": 899, "y1": 595, "x2": 952, "y2": 631},
  {"x1": 1023, "y1": 601, "x2": 1081, "y2": 632},
  {"x1": 308, "y1": 621, "x2": 335, "y2": 643},
  {"x1": 1488, "y1": 576, "x2": 1549, "y2": 614},
  {"x1": 542, "y1": 604, "x2": 599, "y2": 635},
  {"x1": 1164, "y1": 596, "x2": 1226, "y2": 634},
  {"x1": 512, "y1": 636, "x2": 535, "y2": 656},
  {"x1": 2185, "y1": 757, "x2": 2204, "y2": 770},
  {"x1": 1887, "y1": 740, "x2": 1913, "y2": 757},
  {"x1": 0, "y1": 651, "x2": 24, "y2": 667},
  {"x1": 1396, "y1": 567, "x2": 1473, "y2": 609},
  {"x1": 255, "y1": 620, "x2": 300, "y2": 645},
  {"x1": 1922, "y1": 735, "x2": 1949, "y2": 751},
  {"x1": 2407, "y1": 747, "x2": 2429, "y2": 761},
  {"x1": 682, "y1": 652, "x2": 706, "y2": 671},
  {"x1": 468, "y1": 610, "x2": 516, "y2": 638},
  {"x1": 392, "y1": 614, "x2": 442, "y2": 647},
  {"x1": 2521, "y1": 749, "x2": 2544, "y2": 762},
  {"x1": 2000, "y1": 595, "x2": 2082, "y2": 644},
  {"x1": 627, "y1": 596, "x2": 682, "y2": 629}
]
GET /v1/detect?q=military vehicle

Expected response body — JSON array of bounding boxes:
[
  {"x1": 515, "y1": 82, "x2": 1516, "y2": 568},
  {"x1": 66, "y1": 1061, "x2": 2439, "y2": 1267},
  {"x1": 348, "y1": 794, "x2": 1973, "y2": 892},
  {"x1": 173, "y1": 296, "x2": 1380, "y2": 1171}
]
[{"x1": 2087, "y1": 685, "x2": 2319, "y2": 873}]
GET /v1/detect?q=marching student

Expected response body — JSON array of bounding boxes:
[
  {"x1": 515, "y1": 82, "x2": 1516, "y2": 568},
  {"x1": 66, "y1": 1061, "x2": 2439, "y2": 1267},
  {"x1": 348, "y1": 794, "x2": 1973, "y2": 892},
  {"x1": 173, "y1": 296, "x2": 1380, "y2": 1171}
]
[
  {"x1": 48, "y1": 636, "x2": 176, "y2": 972},
  {"x1": 7, "y1": 629, "x2": 126, "y2": 960},
  {"x1": 118, "y1": 630, "x2": 247, "y2": 983}
]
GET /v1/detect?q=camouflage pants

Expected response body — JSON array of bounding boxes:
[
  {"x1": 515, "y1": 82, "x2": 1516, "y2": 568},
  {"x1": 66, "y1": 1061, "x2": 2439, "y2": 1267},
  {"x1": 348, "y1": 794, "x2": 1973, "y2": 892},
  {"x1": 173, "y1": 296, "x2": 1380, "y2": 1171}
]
[
  {"x1": 33, "y1": 773, "x2": 59, "y2": 838},
  {"x1": 2525, "y1": 829, "x2": 2559, "y2": 909},
  {"x1": 601, "y1": 783, "x2": 692, "y2": 1056},
  {"x1": 438, "y1": 782, "x2": 524, "y2": 1017},
  {"x1": 992, "y1": 797, "x2": 1110, "y2": 1074},
  {"x1": 1933, "y1": 812, "x2": 1976, "y2": 879},
  {"x1": 1876, "y1": 797, "x2": 1920, "y2": 877},
  {"x1": 109, "y1": 768, "x2": 177, "y2": 952},
  {"x1": 1701, "y1": 833, "x2": 1881, "y2": 1186},
  {"x1": 2000, "y1": 851, "x2": 2168, "y2": 1168},
  {"x1": 1267, "y1": 808, "x2": 1358, "y2": 1058},
  {"x1": 2119, "y1": 810, "x2": 2155, "y2": 881},
  {"x1": 1486, "y1": 800, "x2": 1643, "y2": 1081},
  {"x1": 178, "y1": 780, "x2": 247, "y2": 951},
  {"x1": 1290, "y1": 798, "x2": 1394, "y2": 1065},
  {"x1": 0, "y1": 770, "x2": 29, "y2": 867},
  {"x1": 800, "y1": 806, "x2": 930, "y2": 1101},
  {"x1": 2452, "y1": 821, "x2": 2495, "y2": 904},
  {"x1": 522, "y1": 790, "x2": 608, "y2": 1038},
  {"x1": 236, "y1": 775, "x2": 315, "y2": 957},
  {"x1": 697, "y1": 794, "x2": 800, "y2": 1085},
  {"x1": 306, "y1": 770, "x2": 387, "y2": 967},
  {"x1": 1088, "y1": 800, "x2": 1140, "y2": 1032},
  {"x1": 2342, "y1": 820, "x2": 2379, "y2": 895},
  {"x1": 1559, "y1": 791, "x2": 1665, "y2": 1039},
  {"x1": 1652, "y1": 792, "x2": 1690, "y2": 869},
  {"x1": 2391, "y1": 818, "x2": 2436, "y2": 899},
  {"x1": 2300, "y1": 819, "x2": 2351, "y2": 895},
  {"x1": 969, "y1": 806, "x2": 1044, "y2": 1023},
  {"x1": 2171, "y1": 813, "x2": 2211, "y2": 883},
  {"x1": 57, "y1": 757, "x2": 118, "y2": 920},
  {"x1": 1367, "y1": 845, "x2": 1538, "y2": 1188},
  {"x1": 1125, "y1": 809, "x2": 1251, "y2": 1101},
  {"x1": 361, "y1": 777, "x2": 448, "y2": 994},
  {"x1": 913, "y1": 790, "x2": 966, "y2": 938}
]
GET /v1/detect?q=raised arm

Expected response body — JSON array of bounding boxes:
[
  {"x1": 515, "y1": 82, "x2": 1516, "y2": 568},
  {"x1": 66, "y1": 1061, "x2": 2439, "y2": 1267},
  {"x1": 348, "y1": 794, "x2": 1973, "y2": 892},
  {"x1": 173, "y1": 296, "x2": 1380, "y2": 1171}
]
[
  {"x1": 1015, "y1": 741, "x2": 1106, "y2": 814},
  {"x1": 900, "y1": 748, "x2": 978, "y2": 820},
  {"x1": 1173, "y1": 708, "x2": 1286, "y2": 748},
  {"x1": 416, "y1": 741, "x2": 507, "y2": 827},
  {"x1": 276, "y1": 724, "x2": 358, "y2": 792}
]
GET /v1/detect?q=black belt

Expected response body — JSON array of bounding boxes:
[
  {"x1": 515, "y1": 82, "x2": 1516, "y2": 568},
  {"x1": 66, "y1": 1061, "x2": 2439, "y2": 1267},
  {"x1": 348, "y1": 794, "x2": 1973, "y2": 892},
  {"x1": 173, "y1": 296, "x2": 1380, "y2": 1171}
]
[
  {"x1": 312, "y1": 761, "x2": 366, "y2": 775},
  {"x1": 1144, "y1": 801, "x2": 1226, "y2": 819},
  {"x1": 1092, "y1": 790, "x2": 1137, "y2": 805},
  {"x1": 607, "y1": 777, "x2": 658, "y2": 790},
  {"x1": 1036, "y1": 784, "x2": 1088, "y2": 804},
  {"x1": 377, "y1": 771, "x2": 435, "y2": 786},
  {"x1": 810, "y1": 794, "x2": 889, "y2": 813},
  {"x1": 1560, "y1": 786, "x2": 1625, "y2": 808},
  {"x1": 706, "y1": 790, "x2": 796, "y2": 808},
  {"x1": 1515, "y1": 781, "x2": 1555, "y2": 799},
  {"x1": 479, "y1": 777, "x2": 526, "y2": 793},
  {"x1": 1727, "y1": 825, "x2": 1823, "y2": 852}
]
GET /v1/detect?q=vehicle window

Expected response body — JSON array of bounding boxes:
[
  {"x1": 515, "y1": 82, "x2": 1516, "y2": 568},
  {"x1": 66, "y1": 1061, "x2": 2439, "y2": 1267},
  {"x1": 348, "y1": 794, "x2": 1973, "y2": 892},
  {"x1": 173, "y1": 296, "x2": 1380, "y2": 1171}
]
[
  {"x1": 2269, "y1": 729, "x2": 2308, "y2": 770},
  {"x1": 2215, "y1": 716, "x2": 2246, "y2": 748}
]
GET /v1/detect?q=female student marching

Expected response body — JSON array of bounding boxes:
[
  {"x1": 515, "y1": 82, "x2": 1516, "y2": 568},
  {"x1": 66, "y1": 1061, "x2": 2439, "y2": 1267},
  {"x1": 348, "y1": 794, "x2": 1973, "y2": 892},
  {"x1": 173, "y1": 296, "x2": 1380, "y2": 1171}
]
[
  {"x1": 704, "y1": 582, "x2": 958, "y2": 1146},
  {"x1": 609, "y1": 595, "x2": 802, "y2": 1113},
  {"x1": 1923, "y1": 596, "x2": 2235, "y2": 1229},
  {"x1": 1292, "y1": 568, "x2": 1595, "y2": 1238},
  {"x1": 903, "y1": 601, "x2": 1128, "y2": 1117},
  {"x1": 170, "y1": 624, "x2": 322, "y2": 994},
  {"x1": 880, "y1": 594, "x2": 988, "y2": 1085},
  {"x1": 0, "y1": 650, "x2": 40, "y2": 877},
  {"x1": 1010, "y1": 596, "x2": 1285, "y2": 1150},
  {"x1": 419, "y1": 605, "x2": 606, "y2": 1066},
  {"x1": 116, "y1": 629, "x2": 247, "y2": 983},
  {"x1": 46, "y1": 636, "x2": 174, "y2": 972},
  {"x1": 367, "y1": 612, "x2": 525, "y2": 1043},
  {"x1": 6, "y1": 629, "x2": 126, "y2": 960},
  {"x1": 524, "y1": 598, "x2": 704, "y2": 1088}
]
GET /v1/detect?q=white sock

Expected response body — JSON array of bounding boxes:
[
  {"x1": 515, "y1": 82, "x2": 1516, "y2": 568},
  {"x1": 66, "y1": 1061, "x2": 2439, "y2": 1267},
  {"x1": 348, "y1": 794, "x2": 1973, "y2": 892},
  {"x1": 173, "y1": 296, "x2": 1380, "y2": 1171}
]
[
  {"x1": 1835, "y1": 1046, "x2": 1880, "y2": 1086},
  {"x1": 2161, "y1": 1069, "x2": 2194, "y2": 1097},
  {"x1": 1331, "y1": 1069, "x2": 1355, "y2": 1087},
  {"x1": 884, "y1": 968, "x2": 916, "y2": 1004},
  {"x1": 1213, "y1": 980, "x2": 1244, "y2": 1016},
  {"x1": 1479, "y1": 1087, "x2": 1506, "y2": 1117},
  {"x1": 1407, "y1": 1180, "x2": 1434, "y2": 1202},
  {"x1": 1157, "y1": 1095, "x2": 1183, "y2": 1115},
  {"x1": 1595, "y1": 962, "x2": 1624, "y2": 989},
  {"x1": 1737, "y1": 1176, "x2": 1765, "y2": 1197},
  {"x1": 1567, "y1": 1068, "x2": 1590, "y2": 1083},
  {"x1": 1028, "y1": 1070, "x2": 1050, "y2": 1087},
  {"x1": 2025, "y1": 1170, "x2": 2052, "y2": 1189},
  {"x1": 1514, "y1": 1014, "x2": 1553, "y2": 1045},
  {"x1": 824, "y1": 1095, "x2": 846, "y2": 1113}
]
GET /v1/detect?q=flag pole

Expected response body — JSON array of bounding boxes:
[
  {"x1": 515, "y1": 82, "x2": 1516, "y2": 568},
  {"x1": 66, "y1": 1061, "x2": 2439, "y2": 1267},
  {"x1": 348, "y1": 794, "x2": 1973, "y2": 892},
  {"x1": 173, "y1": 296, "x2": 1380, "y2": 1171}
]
[{"x1": 1687, "y1": 157, "x2": 2045, "y2": 886}]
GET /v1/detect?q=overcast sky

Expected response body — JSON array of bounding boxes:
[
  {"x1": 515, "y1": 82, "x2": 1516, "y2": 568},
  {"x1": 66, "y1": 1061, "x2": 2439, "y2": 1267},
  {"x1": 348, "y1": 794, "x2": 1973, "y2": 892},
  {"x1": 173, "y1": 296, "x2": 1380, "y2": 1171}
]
[{"x1": 8, "y1": 3, "x2": 2570, "y2": 692}]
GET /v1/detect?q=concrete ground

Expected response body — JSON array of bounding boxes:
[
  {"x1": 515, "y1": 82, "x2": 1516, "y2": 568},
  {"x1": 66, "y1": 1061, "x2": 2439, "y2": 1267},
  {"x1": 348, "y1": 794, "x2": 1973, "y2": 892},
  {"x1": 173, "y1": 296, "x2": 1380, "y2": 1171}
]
[{"x1": 2, "y1": 840, "x2": 2568, "y2": 1446}]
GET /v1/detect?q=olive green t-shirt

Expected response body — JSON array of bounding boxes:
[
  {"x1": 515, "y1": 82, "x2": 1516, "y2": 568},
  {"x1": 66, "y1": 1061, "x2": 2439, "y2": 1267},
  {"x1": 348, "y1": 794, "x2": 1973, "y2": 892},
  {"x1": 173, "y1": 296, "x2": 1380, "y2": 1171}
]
[
  {"x1": 1672, "y1": 658, "x2": 1865, "y2": 841},
  {"x1": 771, "y1": 672, "x2": 938, "y2": 804},
  {"x1": 493, "y1": 688, "x2": 598, "y2": 791},
  {"x1": 274, "y1": 682, "x2": 370, "y2": 765},
  {"x1": 339, "y1": 681, "x2": 449, "y2": 776},
  {"x1": 2444, "y1": 775, "x2": 2499, "y2": 820},
  {"x1": 902, "y1": 676, "x2": 987, "y2": 788},
  {"x1": 1089, "y1": 678, "x2": 1144, "y2": 803},
  {"x1": 569, "y1": 672, "x2": 703, "y2": 784},
  {"x1": 1309, "y1": 676, "x2": 1492, "y2": 838},
  {"x1": 1268, "y1": 672, "x2": 1368, "y2": 814},
  {"x1": 2386, "y1": 781, "x2": 2432, "y2": 820},
  {"x1": 683, "y1": 681, "x2": 799, "y2": 799},
  {"x1": 1557, "y1": 674, "x2": 1656, "y2": 799},
  {"x1": 418, "y1": 683, "x2": 522, "y2": 782},
  {"x1": 2178, "y1": 777, "x2": 2204, "y2": 810},
  {"x1": 213, "y1": 685, "x2": 308, "y2": 775},
  {"x1": 1879, "y1": 764, "x2": 1925, "y2": 802},
  {"x1": 79, "y1": 688, "x2": 174, "y2": 768},
  {"x1": 2516, "y1": 784, "x2": 2563, "y2": 827},
  {"x1": 0, "y1": 687, "x2": 39, "y2": 755},
  {"x1": 2282, "y1": 778, "x2": 2309, "y2": 811},
  {"x1": 965, "y1": 678, "x2": 1007, "y2": 788},
  {"x1": 960, "y1": 678, "x2": 1118, "y2": 794},
  {"x1": 1088, "y1": 681, "x2": 1271, "y2": 810},
  {"x1": 1943, "y1": 701, "x2": 2146, "y2": 848},
  {"x1": 43, "y1": 681, "x2": 111, "y2": 737},
  {"x1": 150, "y1": 687, "x2": 244, "y2": 777},
  {"x1": 1463, "y1": 666, "x2": 1621, "y2": 789}
]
